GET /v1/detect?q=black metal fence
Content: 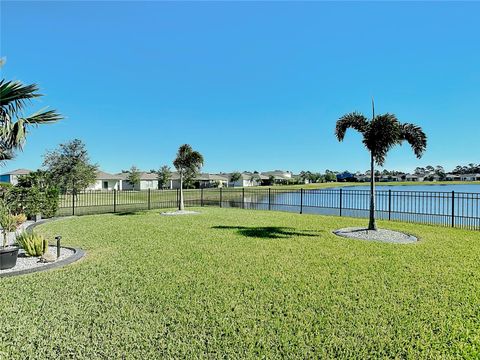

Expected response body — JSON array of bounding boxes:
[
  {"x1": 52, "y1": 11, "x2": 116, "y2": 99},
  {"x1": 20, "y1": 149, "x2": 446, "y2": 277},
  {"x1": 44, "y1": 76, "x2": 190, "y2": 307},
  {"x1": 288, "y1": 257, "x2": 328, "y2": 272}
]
[{"x1": 57, "y1": 188, "x2": 480, "y2": 231}]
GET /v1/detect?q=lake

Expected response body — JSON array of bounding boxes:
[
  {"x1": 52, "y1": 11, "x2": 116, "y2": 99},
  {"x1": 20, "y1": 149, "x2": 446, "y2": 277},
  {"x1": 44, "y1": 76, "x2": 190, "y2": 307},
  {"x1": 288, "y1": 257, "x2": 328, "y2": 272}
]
[
  {"x1": 228, "y1": 184, "x2": 480, "y2": 230},
  {"x1": 332, "y1": 184, "x2": 480, "y2": 193}
]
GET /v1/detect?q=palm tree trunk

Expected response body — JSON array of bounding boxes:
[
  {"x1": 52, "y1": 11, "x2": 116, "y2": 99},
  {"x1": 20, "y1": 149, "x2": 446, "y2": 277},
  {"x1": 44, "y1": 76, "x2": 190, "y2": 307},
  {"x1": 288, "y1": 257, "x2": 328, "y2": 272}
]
[
  {"x1": 368, "y1": 152, "x2": 377, "y2": 230},
  {"x1": 179, "y1": 173, "x2": 185, "y2": 211}
]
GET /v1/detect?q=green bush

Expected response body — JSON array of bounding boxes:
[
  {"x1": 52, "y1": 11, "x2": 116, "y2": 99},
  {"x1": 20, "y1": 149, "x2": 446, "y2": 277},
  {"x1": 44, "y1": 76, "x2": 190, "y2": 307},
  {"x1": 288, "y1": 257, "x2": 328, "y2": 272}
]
[
  {"x1": 16, "y1": 232, "x2": 48, "y2": 257},
  {"x1": 5, "y1": 186, "x2": 59, "y2": 219}
]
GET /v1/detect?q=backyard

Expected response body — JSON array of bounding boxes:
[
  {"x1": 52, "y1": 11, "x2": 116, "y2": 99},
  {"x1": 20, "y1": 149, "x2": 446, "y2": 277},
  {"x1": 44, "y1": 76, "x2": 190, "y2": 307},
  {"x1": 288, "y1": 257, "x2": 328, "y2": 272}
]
[{"x1": 1, "y1": 207, "x2": 479, "y2": 358}]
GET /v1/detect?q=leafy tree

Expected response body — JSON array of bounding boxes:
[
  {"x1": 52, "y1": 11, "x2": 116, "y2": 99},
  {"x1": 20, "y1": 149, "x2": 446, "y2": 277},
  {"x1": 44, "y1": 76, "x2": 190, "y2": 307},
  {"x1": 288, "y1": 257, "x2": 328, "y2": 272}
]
[
  {"x1": 324, "y1": 170, "x2": 337, "y2": 182},
  {"x1": 414, "y1": 167, "x2": 426, "y2": 175},
  {"x1": 126, "y1": 165, "x2": 141, "y2": 189},
  {"x1": 268, "y1": 175, "x2": 275, "y2": 186},
  {"x1": 43, "y1": 139, "x2": 98, "y2": 194},
  {"x1": 173, "y1": 144, "x2": 204, "y2": 211},
  {"x1": 435, "y1": 165, "x2": 446, "y2": 180},
  {"x1": 299, "y1": 171, "x2": 312, "y2": 183},
  {"x1": 156, "y1": 165, "x2": 172, "y2": 189},
  {"x1": 335, "y1": 100, "x2": 427, "y2": 230},
  {"x1": 250, "y1": 173, "x2": 262, "y2": 186},
  {"x1": 0, "y1": 62, "x2": 62, "y2": 163},
  {"x1": 230, "y1": 172, "x2": 242, "y2": 187}
]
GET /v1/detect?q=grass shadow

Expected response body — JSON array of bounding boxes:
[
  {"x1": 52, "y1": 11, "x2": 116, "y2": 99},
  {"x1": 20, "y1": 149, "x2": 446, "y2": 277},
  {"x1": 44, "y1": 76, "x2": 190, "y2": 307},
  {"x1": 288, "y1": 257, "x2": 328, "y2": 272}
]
[
  {"x1": 112, "y1": 211, "x2": 148, "y2": 216},
  {"x1": 212, "y1": 225, "x2": 323, "y2": 239}
]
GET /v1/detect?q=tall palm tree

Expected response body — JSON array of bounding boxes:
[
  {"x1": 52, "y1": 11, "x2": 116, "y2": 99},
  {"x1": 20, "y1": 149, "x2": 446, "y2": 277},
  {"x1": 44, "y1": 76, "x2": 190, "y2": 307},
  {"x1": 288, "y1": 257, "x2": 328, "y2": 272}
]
[
  {"x1": 335, "y1": 100, "x2": 427, "y2": 230},
  {"x1": 173, "y1": 144, "x2": 204, "y2": 211},
  {"x1": 0, "y1": 74, "x2": 63, "y2": 162}
]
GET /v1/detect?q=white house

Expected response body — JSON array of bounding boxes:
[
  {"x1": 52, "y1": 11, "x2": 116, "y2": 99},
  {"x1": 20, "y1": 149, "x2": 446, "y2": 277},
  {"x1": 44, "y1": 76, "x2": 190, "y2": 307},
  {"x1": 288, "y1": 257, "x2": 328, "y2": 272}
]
[
  {"x1": 120, "y1": 172, "x2": 158, "y2": 191},
  {"x1": 460, "y1": 173, "x2": 480, "y2": 181},
  {"x1": 87, "y1": 171, "x2": 123, "y2": 191},
  {"x1": 0, "y1": 169, "x2": 32, "y2": 185},
  {"x1": 405, "y1": 174, "x2": 425, "y2": 182},
  {"x1": 446, "y1": 173, "x2": 461, "y2": 181},
  {"x1": 228, "y1": 172, "x2": 265, "y2": 187}
]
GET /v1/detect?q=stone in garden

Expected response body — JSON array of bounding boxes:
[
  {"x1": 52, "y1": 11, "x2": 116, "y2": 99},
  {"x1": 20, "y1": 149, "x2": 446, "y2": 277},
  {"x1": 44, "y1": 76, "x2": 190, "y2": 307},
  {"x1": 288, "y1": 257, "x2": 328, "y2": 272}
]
[{"x1": 39, "y1": 252, "x2": 56, "y2": 263}]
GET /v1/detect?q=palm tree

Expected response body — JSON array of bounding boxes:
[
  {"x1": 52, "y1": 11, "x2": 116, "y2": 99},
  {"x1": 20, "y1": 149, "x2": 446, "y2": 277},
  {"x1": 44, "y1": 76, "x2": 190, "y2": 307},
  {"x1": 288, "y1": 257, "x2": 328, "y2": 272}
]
[
  {"x1": 1, "y1": 71, "x2": 63, "y2": 162},
  {"x1": 173, "y1": 144, "x2": 204, "y2": 211},
  {"x1": 335, "y1": 100, "x2": 427, "y2": 230}
]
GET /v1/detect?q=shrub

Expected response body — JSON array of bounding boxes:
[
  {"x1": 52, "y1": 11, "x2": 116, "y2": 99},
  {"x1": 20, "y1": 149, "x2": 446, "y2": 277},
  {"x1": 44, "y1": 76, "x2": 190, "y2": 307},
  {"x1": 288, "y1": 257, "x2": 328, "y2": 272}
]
[
  {"x1": 5, "y1": 186, "x2": 59, "y2": 219},
  {"x1": 0, "y1": 204, "x2": 18, "y2": 248},
  {"x1": 13, "y1": 213, "x2": 27, "y2": 227},
  {"x1": 16, "y1": 232, "x2": 48, "y2": 257}
]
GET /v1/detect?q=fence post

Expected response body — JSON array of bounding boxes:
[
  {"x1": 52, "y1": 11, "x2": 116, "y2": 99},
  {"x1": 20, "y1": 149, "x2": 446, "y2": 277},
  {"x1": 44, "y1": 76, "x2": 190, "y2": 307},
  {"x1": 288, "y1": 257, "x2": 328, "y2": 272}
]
[
  {"x1": 220, "y1": 187, "x2": 223, "y2": 208},
  {"x1": 148, "y1": 188, "x2": 151, "y2": 210},
  {"x1": 300, "y1": 188, "x2": 303, "y2": 214},
  {"x1": 113, "y1": 189, "x2": 116, "y2": 213},
  {"x1": 388, "y1": 189, "x2": 392, "y2": 221},
  {"x1": 451, "y1": 191, "x2": 455, "y2": 227},
  {"x1": 268, "y1": 188, "x2": 271, "y2": 211},
  {"x1": 201, "y1": 188, "x2": 204, "y2": 207},
  {"x1": 242, "y1": 188, "x2": 245, "y2": 209},
  {"x1": 72, "y1": 191, "x2": 75, "y2": 216},
  {"x1": 339, "y1": 189, "x2": 343, "y2": 216}
]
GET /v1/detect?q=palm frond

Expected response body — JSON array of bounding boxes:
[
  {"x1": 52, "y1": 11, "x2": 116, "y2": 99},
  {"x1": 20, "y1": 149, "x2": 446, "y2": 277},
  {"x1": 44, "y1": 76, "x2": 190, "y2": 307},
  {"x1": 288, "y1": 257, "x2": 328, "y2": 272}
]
[
  {"x1": 401, "y1": 123, "x2": 427, "y2": 159},
  {"x1": 21, "y1": 108, "x2": 63, "y2": 124},
  {"x1": 363, "y1": 114, "x2": 402, "y2": 166},
  {"x1": 335, "y1": 112, "x2": 368, "y2": 141},
  {"x1": 0, "y1": 80, "x2": 40, "y2": 116}
]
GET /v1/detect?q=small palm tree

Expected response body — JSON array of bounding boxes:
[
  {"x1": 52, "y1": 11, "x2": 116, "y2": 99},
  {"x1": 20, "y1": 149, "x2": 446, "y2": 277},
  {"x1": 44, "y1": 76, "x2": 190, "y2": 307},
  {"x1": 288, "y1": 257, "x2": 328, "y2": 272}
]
[
  {"x1": 335, "y1": 100, "x2": 427, "y2": 230},
  {"x1": 173, "y1": 144, "x2": 204, "y2": 211},
  {"x1": 1, "y1": 70, "x2": 63, "y2": 162}
]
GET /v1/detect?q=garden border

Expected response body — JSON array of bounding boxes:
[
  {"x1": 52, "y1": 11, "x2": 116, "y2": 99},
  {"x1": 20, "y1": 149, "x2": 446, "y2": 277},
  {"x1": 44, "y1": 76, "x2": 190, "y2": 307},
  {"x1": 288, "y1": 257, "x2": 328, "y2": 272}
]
[{"x1": 0, "y1": 218, "x2": 86, "y2": 278}]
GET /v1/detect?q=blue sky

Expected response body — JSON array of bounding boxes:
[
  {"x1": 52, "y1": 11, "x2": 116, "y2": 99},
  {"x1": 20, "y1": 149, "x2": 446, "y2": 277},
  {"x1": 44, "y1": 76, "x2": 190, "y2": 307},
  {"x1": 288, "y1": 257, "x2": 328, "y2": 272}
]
[{"x1": 1, "y1": 1, "x2": 479, "y2": 174}]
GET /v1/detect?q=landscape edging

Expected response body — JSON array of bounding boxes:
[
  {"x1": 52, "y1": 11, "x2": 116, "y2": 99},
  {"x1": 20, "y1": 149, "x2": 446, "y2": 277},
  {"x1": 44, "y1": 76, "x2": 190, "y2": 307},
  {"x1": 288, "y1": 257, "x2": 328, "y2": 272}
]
[{"x1": 0, "y1": 218, "x2": 86, "y2": 278}]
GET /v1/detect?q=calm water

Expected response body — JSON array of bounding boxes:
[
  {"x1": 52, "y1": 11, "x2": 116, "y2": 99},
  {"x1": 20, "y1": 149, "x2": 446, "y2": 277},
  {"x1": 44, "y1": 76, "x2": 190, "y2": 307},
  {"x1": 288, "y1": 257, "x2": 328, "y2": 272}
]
[
  {"x1": 332, "y1": 184, "x2": 480, "y2": 193},
  {"x1": 231, "y1": 184, "x2": 480, "y2": 229}
]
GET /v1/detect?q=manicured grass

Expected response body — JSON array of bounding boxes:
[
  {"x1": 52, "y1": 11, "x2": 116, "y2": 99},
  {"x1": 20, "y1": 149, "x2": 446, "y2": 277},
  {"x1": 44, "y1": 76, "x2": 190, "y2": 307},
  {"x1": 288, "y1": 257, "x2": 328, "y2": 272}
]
[{"x1": 1, "y1": 208, "x2": 479, "y2": 358}]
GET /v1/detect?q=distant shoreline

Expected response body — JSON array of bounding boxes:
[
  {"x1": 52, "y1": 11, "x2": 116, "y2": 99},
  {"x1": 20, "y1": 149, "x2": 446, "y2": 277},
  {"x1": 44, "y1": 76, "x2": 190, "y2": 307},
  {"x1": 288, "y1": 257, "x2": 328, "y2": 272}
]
[{"x1": 275, "y1": 181, "x2": 480, "y2": 190}]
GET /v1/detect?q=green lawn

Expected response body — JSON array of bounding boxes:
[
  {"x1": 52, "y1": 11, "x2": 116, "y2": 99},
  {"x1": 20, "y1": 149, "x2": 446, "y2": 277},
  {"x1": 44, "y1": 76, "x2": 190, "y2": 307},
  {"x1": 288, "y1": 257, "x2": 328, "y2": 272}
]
[{"x1": 1, "y1": 208, "x2": 479, "y2": 358}]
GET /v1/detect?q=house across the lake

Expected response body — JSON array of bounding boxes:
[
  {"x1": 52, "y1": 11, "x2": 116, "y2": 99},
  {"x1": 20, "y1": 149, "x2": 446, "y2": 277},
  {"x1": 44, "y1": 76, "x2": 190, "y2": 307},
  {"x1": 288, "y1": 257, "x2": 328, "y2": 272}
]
[
  {"x1": 0, "y1": 169, "x2": 32, "y2": 185},
  {"x1": 460, "y1": 173, "x2": 480, "y2": 181}
]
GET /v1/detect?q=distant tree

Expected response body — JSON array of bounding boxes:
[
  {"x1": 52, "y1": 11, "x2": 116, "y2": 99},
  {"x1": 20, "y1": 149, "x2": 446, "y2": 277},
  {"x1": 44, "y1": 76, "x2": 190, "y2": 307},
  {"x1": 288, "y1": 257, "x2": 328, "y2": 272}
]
[
  {"x1": 230, "y1": 172, "x2": 242, "y2": 187},
  {"x1": 43, "y1": 139, "x2": 98, "y2": 194},
  {"x1": 324, "y1": 170, "x2": 337, "y2": 182},
  {"x1": 425, "y1": 165, "x2": 435, "y2": 173},
  {"x1": 435, "y1": 165, "x2": 446, "y2": 180},
  {"x1": 173, "y1": 144, "x2": 204, "y2": 211},
  {"x1": 250, "y1": 173, "x2": 262, "y2": 186},
  {"x1": 414, "y1": 167, "x2": 426, "y2": 175},
  {"x1": 267, "y1": 175, "x2": 275, "y2": 186},
  {"x1": 1, "y1": 62, "x2": 63, "y2": 163},
  {"x1": 156, "y1": 165, "x2": 172, "y2": 190},
  {"x1": 126, "y1": 166, "x2": 141, "y2": 189},
  {"x1": 335, "y1": 100, "x2": 427, "y2": 230},
  {"x1": 299, "y1": 171, "x2": 312, "y2": 183}
]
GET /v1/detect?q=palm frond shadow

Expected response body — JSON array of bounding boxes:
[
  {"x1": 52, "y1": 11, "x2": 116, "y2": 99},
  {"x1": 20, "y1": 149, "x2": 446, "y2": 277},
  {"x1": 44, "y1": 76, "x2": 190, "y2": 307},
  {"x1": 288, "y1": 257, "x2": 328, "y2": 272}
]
[{"x1": 212, "y1": 225, "x2": 323, "y2": 239}]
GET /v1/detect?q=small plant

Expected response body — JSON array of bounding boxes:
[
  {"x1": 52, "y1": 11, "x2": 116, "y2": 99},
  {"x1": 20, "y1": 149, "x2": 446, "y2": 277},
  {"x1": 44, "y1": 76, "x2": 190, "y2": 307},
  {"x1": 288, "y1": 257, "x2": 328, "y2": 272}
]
[
  {"x1": 16, "y1": 232, "x2": 48, "y2": 257},
  {"x1": 13, "y1": 213, "x2": 27, "y2": 227},
  {"x1": 0, "y1": 200, "x2": 18, "y2": 248}
]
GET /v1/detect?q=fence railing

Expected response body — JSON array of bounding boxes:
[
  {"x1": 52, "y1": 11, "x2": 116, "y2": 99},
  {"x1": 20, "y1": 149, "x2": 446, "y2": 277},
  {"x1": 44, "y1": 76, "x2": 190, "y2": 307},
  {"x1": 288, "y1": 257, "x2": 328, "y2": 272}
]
[{"x1": 57, "y1": 188, "x2": 480, "y2": 230}]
